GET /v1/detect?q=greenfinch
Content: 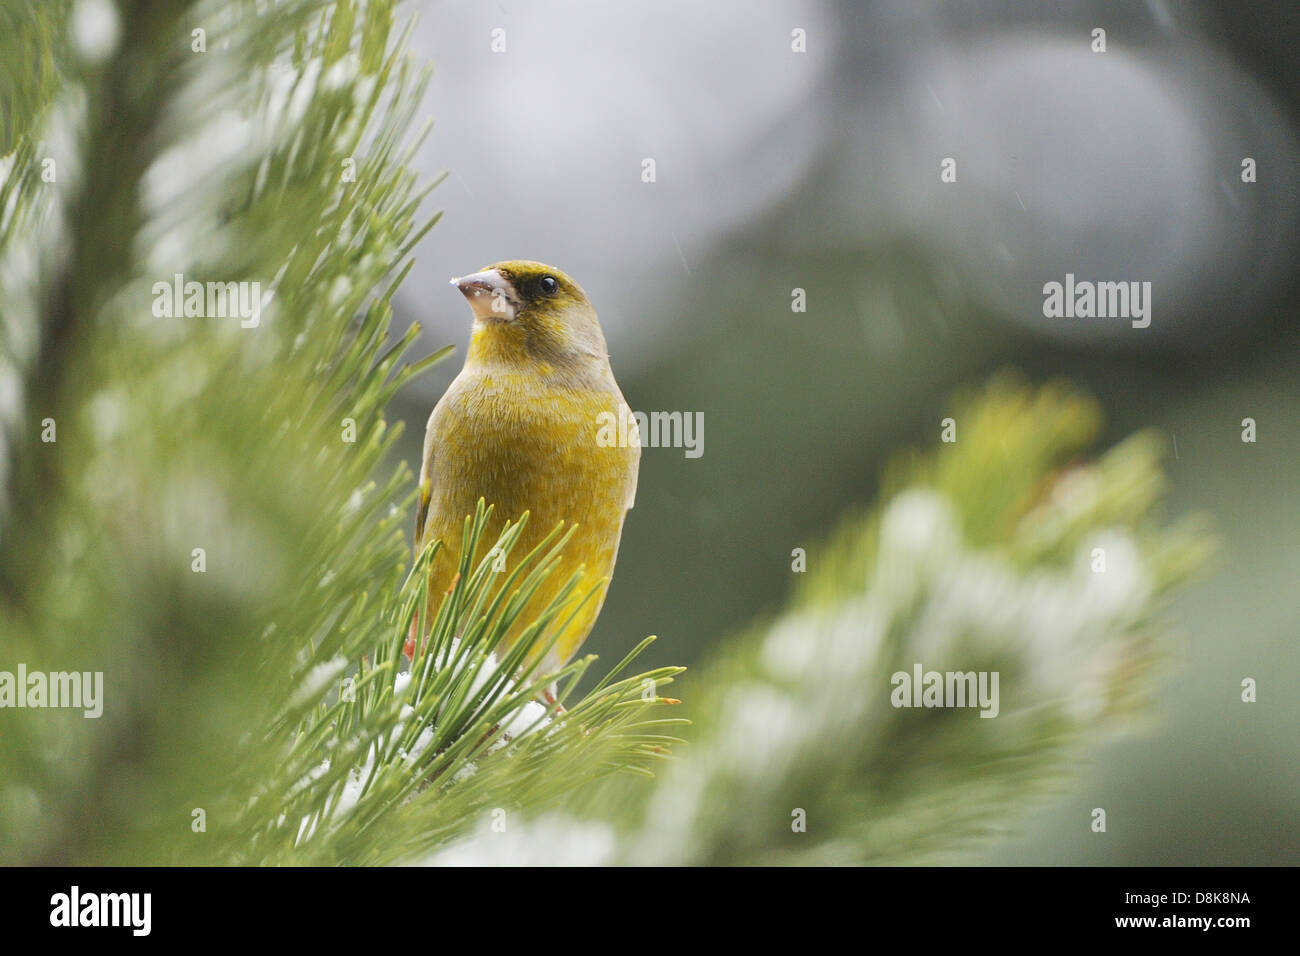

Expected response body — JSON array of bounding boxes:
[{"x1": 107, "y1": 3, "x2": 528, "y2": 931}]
[{"x1": 412, "y1": 261, "x2": 640, "y2": 690}]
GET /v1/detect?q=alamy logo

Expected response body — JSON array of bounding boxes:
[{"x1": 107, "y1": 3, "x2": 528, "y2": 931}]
[
  {"x1": 890, "y1": 664, "x2": 999, "y2": 718},
  {"x1": 596, "y1": 406, "x2": 704, "y2": 459},
  {"x1": 1042, "y1": 273, "x2": 1151, "y2": 328},
  {"x1": 152, "y1": 273, "x2": 265, "y2": 328},
  {"x1": 0, "y1": 664, "x2": 103, "y2": 718},
  {"x1": 50, "y1": 886, "x2": 151, "y2": 936}
]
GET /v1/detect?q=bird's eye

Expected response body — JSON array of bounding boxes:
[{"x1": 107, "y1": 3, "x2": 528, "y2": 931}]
[{"x1": 539, "y1": 275, "x2": 559, "y2": 294}]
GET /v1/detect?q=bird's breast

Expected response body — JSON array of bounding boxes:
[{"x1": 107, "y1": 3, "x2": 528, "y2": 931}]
[{"x1": 427, "y1": 369, "x2": 637, "y2": 550}]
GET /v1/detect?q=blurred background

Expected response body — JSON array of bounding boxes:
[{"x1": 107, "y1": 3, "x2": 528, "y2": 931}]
[{"x1": 391, "y1": 0, "x2": 1300, "y2": 864}]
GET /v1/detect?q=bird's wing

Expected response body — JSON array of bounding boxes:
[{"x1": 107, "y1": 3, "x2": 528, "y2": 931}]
[
  {"x1": 414, "y1": 477, "x2": 432, "y2": 550},
  {"x1": 623, "y1": 400, "x2": 640, "y2": 511}
]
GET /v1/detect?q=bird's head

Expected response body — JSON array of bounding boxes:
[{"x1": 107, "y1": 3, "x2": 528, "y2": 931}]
[{"x1": 452, "y1": 260, "x2": 608, "y2": 369}]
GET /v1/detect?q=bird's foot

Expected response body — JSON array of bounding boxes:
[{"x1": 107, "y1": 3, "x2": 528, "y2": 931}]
[{"x1": 403, "y1": 616, "x2": 418, "y2": 660}]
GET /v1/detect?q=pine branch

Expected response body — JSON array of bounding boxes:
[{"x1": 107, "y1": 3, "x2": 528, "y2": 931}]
[
  {"x1": 244, "y1": 502, "x2": 684, "y2": 867},
  {"x1": 0, "y1": 0, "x2": 196, "y2": 612}
]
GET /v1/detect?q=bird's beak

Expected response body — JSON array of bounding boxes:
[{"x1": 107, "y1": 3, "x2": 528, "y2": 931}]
[{"x1": 451, "y1": 269, "x2": 517, "y2": 322}]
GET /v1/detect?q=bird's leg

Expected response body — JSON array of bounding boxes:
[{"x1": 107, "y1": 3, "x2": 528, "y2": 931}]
[
  {"x1": 403, "y1": 572, "x2": 461, "y2": 661},
  {"x1": 402, "y1": 616, "x2": 418, "y2": 661}
]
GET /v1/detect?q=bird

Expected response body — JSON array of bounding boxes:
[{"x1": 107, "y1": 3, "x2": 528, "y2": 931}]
[{"x1": 411, "y1": 261, "x2": 640, "y2": 698}]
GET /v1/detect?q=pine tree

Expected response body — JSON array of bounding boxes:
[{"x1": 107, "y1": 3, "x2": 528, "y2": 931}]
[{"x1": 0, "y1": 0, "x2": 1211, "y2": 865}]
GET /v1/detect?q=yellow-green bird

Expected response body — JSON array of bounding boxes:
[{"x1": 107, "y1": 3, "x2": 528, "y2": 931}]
[{"x1": 412, "y1": 261, "x2": 640, "y2": 695}]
